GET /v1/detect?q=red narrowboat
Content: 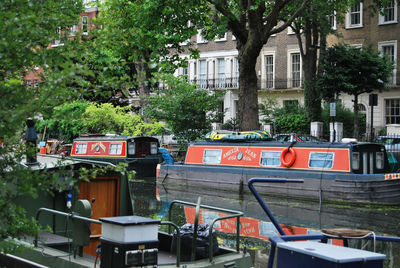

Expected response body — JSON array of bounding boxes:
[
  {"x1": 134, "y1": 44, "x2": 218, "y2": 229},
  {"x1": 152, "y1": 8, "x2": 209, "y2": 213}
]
[
  {"x1": 157, "y1": 132, "x2": 400, "y2": 204},
  {"x1": 71, "y1": 134, "x2": 163, "y2": 177}
]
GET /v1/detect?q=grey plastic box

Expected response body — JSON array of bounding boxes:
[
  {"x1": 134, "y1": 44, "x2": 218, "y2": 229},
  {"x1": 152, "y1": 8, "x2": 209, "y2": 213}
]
[{"x1": 276, "y1": 241, "x2": 386, "y2": 268}]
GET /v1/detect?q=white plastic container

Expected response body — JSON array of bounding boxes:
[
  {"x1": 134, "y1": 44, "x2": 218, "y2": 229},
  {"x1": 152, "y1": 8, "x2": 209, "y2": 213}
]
[{"x1": 100, "y1": 216, "x2": 160, "y2": 243}]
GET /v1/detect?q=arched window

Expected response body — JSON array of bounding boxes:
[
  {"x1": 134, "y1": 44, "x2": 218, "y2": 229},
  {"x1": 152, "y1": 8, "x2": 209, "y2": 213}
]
[{"x1": 358, "y1": 104, "x2": 367, "y2": 115}]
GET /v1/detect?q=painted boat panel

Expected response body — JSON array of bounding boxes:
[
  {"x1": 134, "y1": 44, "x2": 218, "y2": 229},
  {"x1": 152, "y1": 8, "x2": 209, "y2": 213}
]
[
  {"x1": 158, "y1": 141, "x2": 400, "y2": 204},
  {"x1": 71, "y1": 140, "x2": 127, "y2": 158},
  {"x1": 71, "y1": 136, "x2": 163, "y2": 177},
  {"x1": 185, "y1": 145, "x2": 351, "y2": 172}
]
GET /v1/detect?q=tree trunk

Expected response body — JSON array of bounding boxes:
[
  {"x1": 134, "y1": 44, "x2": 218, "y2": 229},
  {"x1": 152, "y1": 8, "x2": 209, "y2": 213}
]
[
  {"x1": 353, "y1": 94, "x2": 359, "y2": 139},
  {"x1": 237, "y1": 39, "x2": 263, "y2": 131},
  {"x1": 303, "y1": 56, "x2": 321, "y2": 122},
  {"x1": 301, "y1": 18, "x2": 321, "y2": 122}
]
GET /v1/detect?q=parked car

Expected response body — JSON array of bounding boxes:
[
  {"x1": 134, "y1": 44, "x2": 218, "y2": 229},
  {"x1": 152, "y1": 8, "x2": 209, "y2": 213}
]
[
  {"x1": 376, "y1": 135, "x2": 400, "y2": 162},
  {"x1": 274, "y1": 133, "x2": 324, "y2": 142}
]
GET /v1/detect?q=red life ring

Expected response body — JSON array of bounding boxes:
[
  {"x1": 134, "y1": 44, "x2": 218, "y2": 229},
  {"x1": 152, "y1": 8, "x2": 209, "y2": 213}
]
[{"x1": 280, "y1": 147, "x2": 296, "y2": 167}]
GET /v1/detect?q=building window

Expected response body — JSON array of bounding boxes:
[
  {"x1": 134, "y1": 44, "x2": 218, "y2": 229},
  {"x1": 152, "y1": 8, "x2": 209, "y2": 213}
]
[
  {"x1": 215, "y1": 33, "x2": 227, "y2": 42},
  {"x1": 328, "y1": 12, "x2": 337, "y2": 30},
  {"x1": 217, "y1": 59, "x2": 225, "y2": 88},
  {"x1": 385, "y1": 98, "x2": 400, "y2": 124},
  {"x1": 358, "y1": 103, "x2": 367, "y2": 115},
  {"x1": 287, "y1": 24, "x2": 295, "y2": 35},
  {"x1": 234, "y1": 57, "x2": 239, "y2": 87},
  {"x1": 199, "y1": 60, "x2": 207, "y2": 88},
  {"x1": 309, "y1": 152, "x2": 334, "y2": 169},
  {"x1": 265, "y1": 55, "x2": 274, "y2": 89},
  {"x1": 197, "y1": 29, "x2": 207, "y2": 44},
  {"x1": 82, "y1": 16, "x2": 88, "y2": 34},
  {"x1": 379, "y1": 0, "x2": 397, "y2": 24},
  {"x1": 203, "y1": 149, "x2": 222, "y2": 164},
  {"x1": 182, "y1": 64, "x2": 188, "y2": 77},
  {"x1": 290, "y1": 53, "x2": 301, "y2": 88},
  {"x1": 283, "y1": 100, "x2": 299, "y2": 108},
  {"x1": 260, "y1": 151, "x2": 281, "y2": 167},
  {"x1": 26, "y1": 80, "x2": 32, "y2": 87},
  {"x1": 33, "y1": 79, "x2": 38, "y2": 88},
  {"x1": 51, "y1": 27, "x2": 64, "y2": 47},
  {"x1": 234, "y1": 99, "x2": 239, "y2": 118},
  {"x1": 346, "y1": 3, "x2": 363, "y2": 28},
  {"x1": 70, "y1": 25, "x2": 77, "y2": 36},
  {"x1": 378, "y1": 40, "x2": 397, "y2": 85}
]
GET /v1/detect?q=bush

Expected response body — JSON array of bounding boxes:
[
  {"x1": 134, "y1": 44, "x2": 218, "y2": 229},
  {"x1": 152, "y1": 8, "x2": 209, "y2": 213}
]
[
  {"x1": 321, "y1": 103, "x2": 366, "y2": 138},
  {"x1": 37, "y1": 102, "x2": 165, "y2": 142},
  {"x1": 273, "y1": 104, "x2": 309, "y2": 133}
]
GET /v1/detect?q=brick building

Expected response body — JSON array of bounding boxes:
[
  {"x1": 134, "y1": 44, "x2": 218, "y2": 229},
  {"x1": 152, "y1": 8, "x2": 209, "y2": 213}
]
[{"x1": 175, "y1": 1, "x2": 400, "y2": 136}]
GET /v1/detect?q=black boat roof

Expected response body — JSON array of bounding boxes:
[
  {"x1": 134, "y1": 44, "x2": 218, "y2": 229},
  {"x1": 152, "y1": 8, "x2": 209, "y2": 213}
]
[
  {"x1": 191, "y1": 140, "x2": 385, "y2": 150},
  {"x1": 74, "y1": 135, "x2": 158, "y2": 142}
]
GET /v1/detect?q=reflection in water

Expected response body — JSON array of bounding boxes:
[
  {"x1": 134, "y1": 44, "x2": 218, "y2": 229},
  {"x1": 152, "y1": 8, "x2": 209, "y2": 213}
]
[{"x1": 130, "y1": 178, "x2": 400, "y2": 268}]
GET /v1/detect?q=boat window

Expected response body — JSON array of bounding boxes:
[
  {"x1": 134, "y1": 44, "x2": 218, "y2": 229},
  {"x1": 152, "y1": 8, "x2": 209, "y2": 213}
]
[
  {"x1": 376, "y1": 152, "x2": 384, "y2": 170},
  {"x1": 203, "y1": 149, "x2": 222, "y2": 164},
  {"x1": 75, "y1": 142, "x2": 87, "y2": 154},
  {"x1": 109, "y1": 143, "x2": 123, "y2": 155},
  {"x1": 352, "y1": 152, "x2": 360, "y2": 170},
  {"x1": 308, "y1": 152, "x2": 334, "y2": 169},
  {"x1": 150, "y1": 142, "x2": 158, "y2": 155},
  {"x1": 128, "y1": 142, "x2": 135, "y2": 155},
  {"x1": 260, "y1": 151, "x2": 281, "y2": 166}
]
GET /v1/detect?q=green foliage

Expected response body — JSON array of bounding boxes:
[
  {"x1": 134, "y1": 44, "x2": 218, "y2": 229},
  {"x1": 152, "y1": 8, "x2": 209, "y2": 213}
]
[
  {"x1": 318, "y1": 44, "x2": 393, "y2": 137},
  {"x1": 37, "y1": 101, "x2": 90, "y2": 143},
  {"x1": 0, "y1": 0, "x2": 84, "y2": 253},
  {"x1": 38, "y1": 102, "x2": 165, "y2": 142},
  {"x1": 321, "y1": 103, "x2": 366, "y2": 138},
  {"x1": 90, "y1": 0, "x2": 206, "y2": 103},
  {"x1": 273, "y1": 105, "x2": 310, "y2": 133},
  {"x1": 318, "y1": 44, "x2": 394, "y2": 101},
  {"x1": 259, "y1": 97, "x2": 278, "y2": 124},
  {"x1": 222, "y1": 118, "x2": 240, "y2": 131},
  {"x1": 146, "y1": 74, "x2": 225, "y2": 143},
  {"x1": 84, "y1": 103, "x2": 164, "y2": 136}
]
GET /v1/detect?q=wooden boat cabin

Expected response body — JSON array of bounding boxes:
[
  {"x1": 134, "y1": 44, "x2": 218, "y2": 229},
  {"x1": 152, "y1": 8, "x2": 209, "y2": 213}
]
[
  {"x1": 157, "y1": 131, "x2": 400, "y2": 204},
  {"x1": 71, "y1": 134, "x2": 163, "y2": 177}
]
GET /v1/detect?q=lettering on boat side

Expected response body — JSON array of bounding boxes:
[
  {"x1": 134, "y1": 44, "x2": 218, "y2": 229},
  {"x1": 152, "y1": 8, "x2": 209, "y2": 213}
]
[
  {"x1": 223, "y1": 147, "x2": 239, "y2": 159},
  {"x1": 245, "y1": 149, "x2": 257, "y2": 159},
  {"x1": 222, "y1": 147, "x2": 258, "y2": 161},
  {"x1": 385, "y1": 173, "x2": 400, "y2": 180}
]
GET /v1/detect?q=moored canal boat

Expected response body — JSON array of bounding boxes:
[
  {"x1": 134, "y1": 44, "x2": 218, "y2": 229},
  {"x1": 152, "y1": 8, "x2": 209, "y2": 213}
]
[
  {"x1": 71, "y1": 134, "x2": 163, "y2": 177},
  {"x1": 157, "y1": 133, "x2": 400, "y2": 204}
]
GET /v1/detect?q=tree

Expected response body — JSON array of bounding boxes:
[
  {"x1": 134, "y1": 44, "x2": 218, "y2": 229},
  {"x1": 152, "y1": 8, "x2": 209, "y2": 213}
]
[
  {"x1": 197, "y1": 0, "x2": 309, "y2": 130},
  {"x1": 95, "y1": 0, "x2": 204, "y2": 108},
  {"x1": 290, "y1": 0, "x2": 349, "y2": 122},
  {"x1": 103, "y1": 0, "x2": 308, "y2": 128},
  {"x1": 37, "y1": 102, "x2": 165, "y2": 142},
  {"x1": 0, "y1": 0, "x2": 83, "y2": 253},
  {"x1": 145, "y1": 75, "x2": 224, "y2": 145},
  {"x1": 259, "y1": 97, "x2": 278, "y2": 124},
  {"x1": 84, "y1": 103, "x2": 165, "y2": 136},
  {"x1": 318, "y1": 44, "x2": 393, "y2": 138},
  {"x1": 37, "y1": 101, "x2": 90, "y2": 143}
]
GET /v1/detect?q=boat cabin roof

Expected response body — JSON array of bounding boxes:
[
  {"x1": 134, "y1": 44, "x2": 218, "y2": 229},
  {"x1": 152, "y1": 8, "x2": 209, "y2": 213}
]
[
  {"x1": 191, "y1": 140, "x2": 385, "y2": 150},
  {"x1": 74, "y1": 135, "x2": 158, "y2": 142}
]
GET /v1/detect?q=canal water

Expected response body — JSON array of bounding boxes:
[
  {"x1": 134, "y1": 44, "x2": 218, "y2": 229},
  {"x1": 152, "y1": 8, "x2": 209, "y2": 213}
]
[{"x1": 130, "y1": 177, "x2": 400, "y2": 268}]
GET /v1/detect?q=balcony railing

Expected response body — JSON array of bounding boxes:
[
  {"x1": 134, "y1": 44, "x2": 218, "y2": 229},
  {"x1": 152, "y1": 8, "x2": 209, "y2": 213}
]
[{"x1": 149, "y1": 77, "x2": 307, "y2": 91}]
